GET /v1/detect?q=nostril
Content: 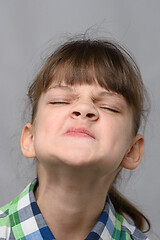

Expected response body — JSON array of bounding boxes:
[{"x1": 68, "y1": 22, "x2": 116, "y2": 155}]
[
  {"x1": 86, "y1": 113, "x2": 95, "y2": 118},
  {"x1": 71, "y1": 110, "x2": 98, "y2": 120},
  {"x1": 73, "y1": 111, "x2": 81, "y2": 116}
]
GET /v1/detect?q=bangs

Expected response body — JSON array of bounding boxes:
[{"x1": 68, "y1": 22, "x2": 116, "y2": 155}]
[{"x1": 45, "y1": 40, "x2": 141, "y2": 107}]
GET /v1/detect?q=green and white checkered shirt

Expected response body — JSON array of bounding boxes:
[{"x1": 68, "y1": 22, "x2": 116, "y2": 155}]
[{"x1": 0, "y1": 178, "x2": 150, "y2": 239}]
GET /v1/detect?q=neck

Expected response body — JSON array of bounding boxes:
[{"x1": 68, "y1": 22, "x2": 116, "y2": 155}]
[{"x1": 35, "y1": 164, "x2": 115, "y2": 240}]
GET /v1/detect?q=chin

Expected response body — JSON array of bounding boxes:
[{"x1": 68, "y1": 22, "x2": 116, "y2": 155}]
[{"x1": 59, "y1": 153, "x2": 96, "y2": 168}]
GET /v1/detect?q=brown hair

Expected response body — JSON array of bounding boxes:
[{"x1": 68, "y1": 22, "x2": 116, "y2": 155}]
[{"x1": 27, "y1": 38, "x2": 150, "y2": 232}]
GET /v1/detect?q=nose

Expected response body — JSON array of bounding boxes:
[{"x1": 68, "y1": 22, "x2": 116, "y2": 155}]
[{"x1": 70, "y1": 103, "x2": 99, "y2": 121}]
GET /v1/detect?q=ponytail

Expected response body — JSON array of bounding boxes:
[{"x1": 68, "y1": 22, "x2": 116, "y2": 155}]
[{"x1": 109, "y1": 186, "x2": 151, "y2": 233}]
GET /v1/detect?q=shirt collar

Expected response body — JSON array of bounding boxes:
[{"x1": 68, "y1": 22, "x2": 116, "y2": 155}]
[{"x1": 8, "y1": 178, "x2": 147, "y2": 240}]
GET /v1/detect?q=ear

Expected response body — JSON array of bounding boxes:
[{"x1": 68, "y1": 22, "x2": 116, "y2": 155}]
[
  {"x1": 21, "y1": 123, "x2": 36, "y2": 158},
  {"x1": 121, "y1": 134, "x2": 144, "y2": 170}
]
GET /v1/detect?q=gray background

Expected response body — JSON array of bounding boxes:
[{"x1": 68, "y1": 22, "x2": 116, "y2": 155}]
[{"x1": 0, "y1": 1, "x2": 159, "y2": 239}]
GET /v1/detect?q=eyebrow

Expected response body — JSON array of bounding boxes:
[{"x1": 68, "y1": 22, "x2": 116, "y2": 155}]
[
  {"x1": 48, "y1": 85, "x2": 123, "y2": 100},
  {"x1": 96, "y1": 90, "x2": 123, "y2": 100},
  {"x1": 48, "y1": 85, "x2": 74, "y2": 92}
]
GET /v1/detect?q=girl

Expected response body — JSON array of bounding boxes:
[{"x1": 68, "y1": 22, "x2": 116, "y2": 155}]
[{"x1": 0, "y1": 38, "x2": 150, "y2": 239}]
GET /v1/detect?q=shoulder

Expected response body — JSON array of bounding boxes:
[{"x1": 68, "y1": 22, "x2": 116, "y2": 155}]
[
  {"x1": 0, "y1": 202, "x2": 12, "y2": 239},
  {"x1": 99, "y1": 196, "x2": 150, "y2": 240},
  {"x1": 0, "y1": 181, "x2": 35, "y2": 239},
  {"x1": 116, "y1": 212, "x2": 150, "y2": 240}
]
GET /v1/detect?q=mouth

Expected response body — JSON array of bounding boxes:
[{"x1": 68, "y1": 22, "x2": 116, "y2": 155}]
[{"x1": 65, "y1": 127, "x2": 95, "y2": 139}]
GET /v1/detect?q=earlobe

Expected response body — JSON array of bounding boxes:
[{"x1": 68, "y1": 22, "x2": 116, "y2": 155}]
[
  {"x1": 21, "y1": 123, "x2": 36, "y2": 158},
  {"x1": 121, "y1": 134, "x2": 144, "y2": 170}
]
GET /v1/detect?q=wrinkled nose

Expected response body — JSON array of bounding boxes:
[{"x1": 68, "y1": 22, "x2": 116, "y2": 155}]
[{"x1": 70, "y1": 103, "x2": 99, "y2": 121}]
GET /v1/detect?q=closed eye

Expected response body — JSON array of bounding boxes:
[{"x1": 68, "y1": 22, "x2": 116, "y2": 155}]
[
  {"x1": 101, "y1": 106, "x2": 120, "y2": 113},
  {"x1": 50, "y1": 101, "x2": 69, "y2": 105}
]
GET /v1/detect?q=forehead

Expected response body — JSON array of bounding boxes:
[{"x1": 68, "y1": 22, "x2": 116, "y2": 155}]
[{"x1": 47, "y1": 82, "x2": 128, "y2": 104}]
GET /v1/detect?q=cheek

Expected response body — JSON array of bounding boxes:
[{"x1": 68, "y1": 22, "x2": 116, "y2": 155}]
[
  {"x1": 34, "y1": 108, "x2": 63, "y2": 130},
  {"x1": 100, "y1": 117, "x2": 132, "y2": 154},
  {"x1": 33, "y1": 109, "x2": 68, "y2": 148}
]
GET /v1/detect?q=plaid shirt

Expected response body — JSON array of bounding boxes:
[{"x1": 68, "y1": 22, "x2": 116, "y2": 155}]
[{"x1": 0, "y1": 178, "x2": 149, "y2": 240}]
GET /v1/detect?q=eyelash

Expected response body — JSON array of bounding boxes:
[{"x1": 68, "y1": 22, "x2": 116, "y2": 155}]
[
  {"x1": 101, "y1": 106, "x2": 120, "y2": 113},
  {"x1": 50, "y1": 101, "x2": 119, "y2": 113},
  {"x1": 50, "y1": 101, "x2": 69, "y2": 105}
]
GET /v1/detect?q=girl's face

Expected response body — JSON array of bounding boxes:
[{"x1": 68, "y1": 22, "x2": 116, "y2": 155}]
[{"x1": 21, "y1": 82, "x2": 143, "y2": 176}]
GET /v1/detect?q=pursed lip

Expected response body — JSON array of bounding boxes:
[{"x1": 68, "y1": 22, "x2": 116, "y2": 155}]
[{"x1": 65, "y1": 127, "x2": 95, "y2": 139}]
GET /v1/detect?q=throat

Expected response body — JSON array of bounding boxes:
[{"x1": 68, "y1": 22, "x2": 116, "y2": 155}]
[
  {"x1": 35, "y1": 185, "x2": 103, "y2": 240},
  {"x1": 34, "y1": 164, "x2": 112, "y2": 239}
]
